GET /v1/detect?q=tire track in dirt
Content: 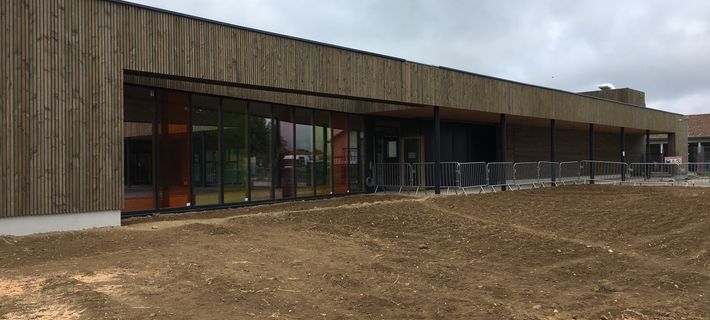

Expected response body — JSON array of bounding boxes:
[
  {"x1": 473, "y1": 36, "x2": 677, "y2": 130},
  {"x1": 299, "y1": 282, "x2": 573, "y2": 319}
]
[
  {"x1": 125, "y1": 197, "x2": 430, "y2": 231},
  {"x1": 420, "y1": 200, "x2": 710, "y2": 278}
]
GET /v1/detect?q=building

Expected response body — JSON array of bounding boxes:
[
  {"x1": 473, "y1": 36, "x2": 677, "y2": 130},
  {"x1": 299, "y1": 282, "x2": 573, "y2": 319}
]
[
  {"x1": 0, "y1": 0, "x2": 688, "y2": 235},
  {"x1": 650, "y1": 114, "x2": 710, "y2": 162}
]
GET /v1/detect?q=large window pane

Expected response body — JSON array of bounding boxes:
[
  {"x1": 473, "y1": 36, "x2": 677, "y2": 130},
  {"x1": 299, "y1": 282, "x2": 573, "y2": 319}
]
[
  {"x1": 295, "y1": 109, "x2": 314, "y2": 197},
  {"x1": 157, "y1": 89, "x2": 191, "y2": 209},
  {"x1": 191, "y1": 95, "x2": 220, "y2": 206},
  {"x1": 274, "y1": 105, "x2": 295, "y2": 199},
  {"x1": 223, "y1": 98, "x2": 249, "y2": 203},
  {"x1": 332, "y1": 113, "x2": 349, "y2": 194},
  {"x1": 349, "y1": 115, "x2": 365, "y2": 192},
  {"x1": 249, "y1": 103, "x2": 273, "y2": 201},
  {"x1": 314, "y1": 111, "x2": 332, "y2": 195},
  {"x1": 123, "y1": 86, "x2": 155, "y2": 212}
]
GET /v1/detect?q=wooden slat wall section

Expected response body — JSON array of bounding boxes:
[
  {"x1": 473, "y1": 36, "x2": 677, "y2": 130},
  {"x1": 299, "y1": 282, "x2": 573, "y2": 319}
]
[
  {"x1": 107, "y1": 1, "x2": 681, "y2": 133},
  {"x1": 13, "y1": 1, "x2": 29, "y2": 216},
  {"x1": 556, "y1": 127, "x2": 591, "y2": 162},
  {"x1": 0, "y1": 0, "x2": 686, "y2": 218},
  {"x1": 0, "y1": 0, "x2": 121, "y2": 218},
  {"x1": 594, "y1": 130, "x2": 622, "y2": 162},
  {"x1": 1, "y1": 1, "x2": 9, "y2": 216}
]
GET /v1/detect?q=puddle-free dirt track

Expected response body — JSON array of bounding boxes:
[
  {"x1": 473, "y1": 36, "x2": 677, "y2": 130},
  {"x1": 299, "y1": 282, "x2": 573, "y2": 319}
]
[{"x1": 1, "y1": 185, "x2": 709, "y2": 319}]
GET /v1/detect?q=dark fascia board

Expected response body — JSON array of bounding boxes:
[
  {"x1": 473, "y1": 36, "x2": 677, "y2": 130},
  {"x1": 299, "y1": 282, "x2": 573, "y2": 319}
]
[
  {"x1": 107, "y1": 0, "x2": 684, "y2": 118},
  {"x1": 124, "y1": 69, "x2": 430, "y2": 108}
]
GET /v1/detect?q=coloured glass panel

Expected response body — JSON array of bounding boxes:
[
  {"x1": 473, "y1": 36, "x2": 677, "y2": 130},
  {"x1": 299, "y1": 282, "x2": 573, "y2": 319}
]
[
  {"x1": 332, "y1": 113, "x2": 349, "y2": 194},
  {"x1": 314, "y1": 111, "x2": 332, "y2": 195},
  {"x1": 295, "y1": 109, "x2": 314, "y2": 197},
  {"x1": 249, "y1": 103, "x2": 273, "y2": 201},
  {"x1": 157, "y1": 89, "x2": 191, "y2": 208},
  {"x1": 123, "y1": 85, "x2": 155, "y2": 212},
  {"x1": 274, "y1": 105, "x2": 295, "y2": 199},
  {"x1": 222, "y1": 98, "x2": 249, "y2": 203},
  {"x1": 191, "y1": 95, "x2": 220, "y2": 206}
]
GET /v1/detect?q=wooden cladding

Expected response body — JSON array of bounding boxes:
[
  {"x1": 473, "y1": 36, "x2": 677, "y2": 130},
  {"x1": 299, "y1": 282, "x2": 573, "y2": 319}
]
[
  {"x1": 1, "y1": 0, "x2": 685, "y2": 217},
  {"x1": 113, "y1": 0, "x2": 681, "y2": 131},
  {"x1": 1, "y1": 0, "x2": 122, "y2": 218}
]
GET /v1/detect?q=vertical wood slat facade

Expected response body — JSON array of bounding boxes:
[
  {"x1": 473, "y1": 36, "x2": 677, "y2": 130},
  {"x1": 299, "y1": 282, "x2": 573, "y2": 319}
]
[{"x1": 0, "y1": 0, "x2": 687, "y2": 218}]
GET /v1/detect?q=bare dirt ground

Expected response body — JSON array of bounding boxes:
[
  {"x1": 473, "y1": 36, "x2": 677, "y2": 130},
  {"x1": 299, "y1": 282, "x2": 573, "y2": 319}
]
[{"x1": 1, "y1": 185, "x2": 709, "y2": 320}]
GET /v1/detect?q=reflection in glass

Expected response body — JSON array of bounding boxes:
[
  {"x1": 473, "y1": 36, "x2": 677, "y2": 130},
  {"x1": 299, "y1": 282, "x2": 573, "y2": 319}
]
[
  {"x1": 157, "y1": 89, "x2": 191, "y2": 208},
  {"x1": 314, "y1": 111, "x2": 332, "y2": 195},
  {"x1": 191, "y1": 95, "x2": 220, "y2": 206},
  {"x1": 349, "y1": 115, "x2": 365, "y2": 192},
  {"x1": 249, "y1": 103, "x2": 273, "y2": 201},
  {"x1": 223, "y1": 98, "x2": 249, "y2": 203},
  {"x1": 123, "y1": 86, "x2": 155, "y2": 212},
  {"x1": 274, "y1": 105, "x2": 295, "y2": 199},
  {"x1": 295, "y1": 109, "x2": 314, "y2": 197},
  {"x1": 332, "y1": 113, "x2": 349, "y2": 194}
]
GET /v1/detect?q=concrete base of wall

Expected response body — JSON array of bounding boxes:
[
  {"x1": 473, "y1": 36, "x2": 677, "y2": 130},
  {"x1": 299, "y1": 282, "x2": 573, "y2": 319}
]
[{"x1": 0, "y1": 211, "x2": 121, "y2": 236}]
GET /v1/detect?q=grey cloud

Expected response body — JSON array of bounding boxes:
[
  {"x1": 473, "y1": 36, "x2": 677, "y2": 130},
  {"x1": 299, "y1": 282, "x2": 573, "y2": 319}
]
[{"x1": 131, "y1": 0, "x2": 710, "y2": 115}]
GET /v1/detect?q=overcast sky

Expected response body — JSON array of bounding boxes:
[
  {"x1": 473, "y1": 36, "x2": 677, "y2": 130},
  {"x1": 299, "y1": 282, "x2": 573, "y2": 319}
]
[{"x1": 130, "y1": 0, "x2": 709, "y2": 115}]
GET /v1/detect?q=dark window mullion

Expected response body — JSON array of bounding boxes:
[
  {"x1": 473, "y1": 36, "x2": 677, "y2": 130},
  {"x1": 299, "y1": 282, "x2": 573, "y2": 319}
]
[
  {"x1": 270, "y1": 104, "x2": 276, "y2": 200},
  {"x1": 330, "y1": 112, "x2": 334, "y2": 195},
  {"x1": 188, "y1": 94, "x2": 194, "y2": 207},
  {"x1": 218, "y1": 98, "x2": 224, "y2": 204},
  {"x1": 246, "y1": 101, "x2": 252, "y2": 202},
  {"x1": 153, "y1": 89, "x2": 159, "y2": 210},
  {"x1": 292, "y1": 107, "x2": 297, "y2": 198},
  {"x1": 311, "y1": 109, "x2": 316, "y2": 197}
]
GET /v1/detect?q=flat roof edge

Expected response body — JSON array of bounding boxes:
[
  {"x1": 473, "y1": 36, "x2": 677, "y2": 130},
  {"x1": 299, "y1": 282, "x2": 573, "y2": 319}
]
[
  {"x1": 437, "y1": 66, "x2": 684, "y2": 117},
  {"x1": 106, "y1": 0, "x2": 406, "y2": 62}
]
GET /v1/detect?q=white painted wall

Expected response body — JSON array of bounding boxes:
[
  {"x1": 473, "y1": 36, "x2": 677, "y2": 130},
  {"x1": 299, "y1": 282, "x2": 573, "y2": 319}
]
[{"x1": 0, "y1": 211, "x2": 121, "y2": 236}]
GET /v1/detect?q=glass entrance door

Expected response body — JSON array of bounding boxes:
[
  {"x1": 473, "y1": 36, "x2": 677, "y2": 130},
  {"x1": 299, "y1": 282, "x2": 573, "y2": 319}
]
[
  {"x1": 403, "y1": 137, "x2": 423, "y2": 187},
  {"x1": 402, "y1": 137, "x2": 421, "y2": 164}
]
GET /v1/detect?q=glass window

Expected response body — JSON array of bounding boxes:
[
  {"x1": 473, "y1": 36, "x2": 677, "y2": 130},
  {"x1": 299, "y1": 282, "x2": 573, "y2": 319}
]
[
  {"x1": 191, "y1": 95, "x2": 220, "y2": 206},
  {"x1": 332, "y1": 113, "x2": 349, "y2": 194},
  {"x1": 123, "y1": 86, "x2": 155, "y2": 212},
  {"x1": 349, "y1": 115, "x2": 365, "y2": 192},
  {"x1": 249, "y1": 102, "x2": 273, "y2": 201},
  {"x1": 274, "y1": 105, "x2": 295, "y2": 199},
  {"x1": 157, "y1": 89, "x2": 191, "y2": 208},
  {"x1": 223, "y1": 98, "x2": 249, "y2": 204},
  {"x1": 295, "y1": 109, "x2": 314, "y2": 197},
  {"x1": 314, "y1": 111, "x2": 332, "y2": 195}
]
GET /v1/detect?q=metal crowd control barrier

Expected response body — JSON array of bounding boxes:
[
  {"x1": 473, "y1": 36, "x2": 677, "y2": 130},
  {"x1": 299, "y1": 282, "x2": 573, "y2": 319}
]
[
  {"x1": 411, "y1": 162, "x2": 462, "y2": 194},
  {"x1": 372, "y1": 160, "x2": 707, "y2": 194},
  {"x1": 686, "y1": 162, "x2": 710, "y2": 185},
  {"x1": 538, "y1": 161, "x2": 561, "y2": 187},
  {"x1": 580, "y1": 160, "x2": 627, "y2": 184},
  {"x1": 487, "y1": 162, "x2": 514, "y2": 191},
  {"x1": 559, "y1": 161, "x2": 581, "y2": 185},
  {"x1": 627, "y1": 163, "x2": 681, "y2": 184},
  {"x1": 459, "y1": 162, "x2": 488, "y2": 194},
  {"x1": 513, "y1": 162, "x2": 540, "y2": 189},
  {"x1": 373, "y1": 163, "x2": 413, "y2": 193}
]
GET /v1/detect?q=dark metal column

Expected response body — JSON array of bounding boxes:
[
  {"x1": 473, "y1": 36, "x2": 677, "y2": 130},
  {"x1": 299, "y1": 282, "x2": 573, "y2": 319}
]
[
  {"x1": 620, "y1": 127, "x2": 626, "y2": 181},
  {"x1": 645, "y1": 129, "x2": 650, "y2": 179},
  {"x1": 499, "y1": 114, "x2": 507, "y2": 190},
  {"x1": 645, "y1": 130, "x2": 650, "y2": 163},
  {"x1": 589, "y1": 124, "x2": 594, "y2": 184},
  {"x1": 499, "y1": 114, "x2": 507, "y2": 162},
  {"x1": 434, "y1": 106, "x2": 441, "y2": 195},
  {"x1": 550, "y1": 119, "x2": 556, "y2": 184}
]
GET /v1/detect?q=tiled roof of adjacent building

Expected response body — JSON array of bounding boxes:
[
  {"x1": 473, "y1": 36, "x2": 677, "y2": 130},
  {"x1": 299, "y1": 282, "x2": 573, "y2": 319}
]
[{"x1": 689, "y1": 114, "x2": 710, "y2": 138}]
